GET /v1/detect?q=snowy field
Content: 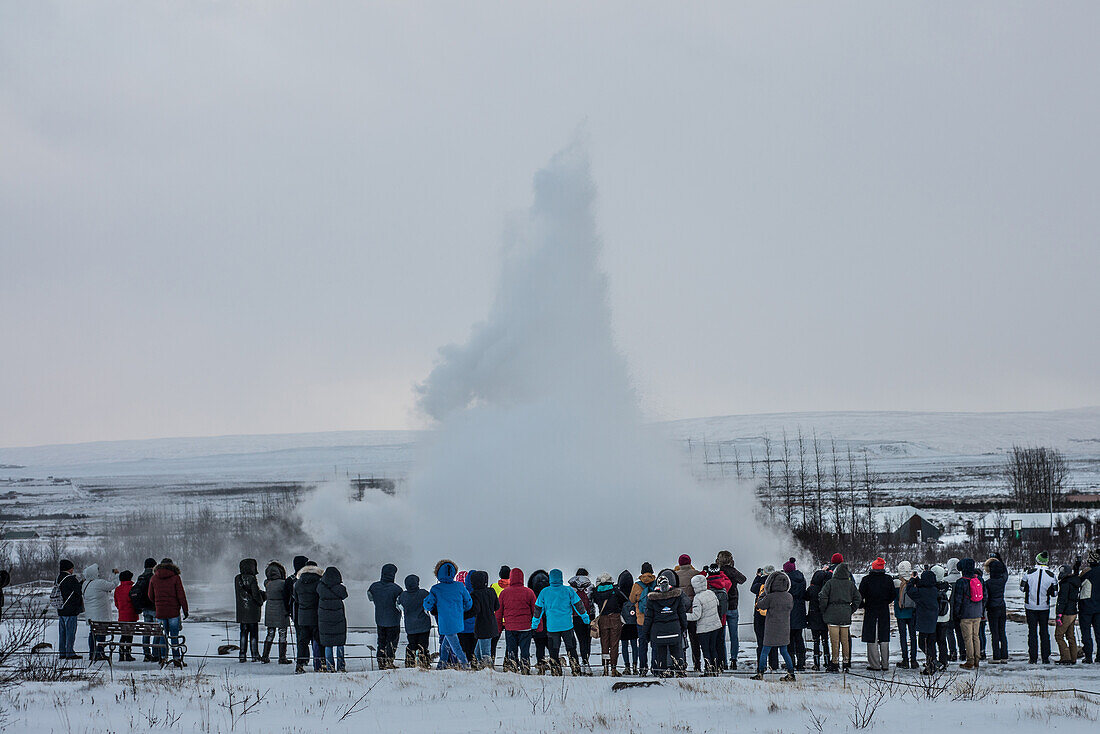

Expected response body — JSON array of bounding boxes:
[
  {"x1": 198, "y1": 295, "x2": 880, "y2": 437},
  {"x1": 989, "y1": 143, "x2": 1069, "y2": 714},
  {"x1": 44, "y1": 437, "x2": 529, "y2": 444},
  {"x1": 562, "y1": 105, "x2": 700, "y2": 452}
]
[{"x1": 2, "y1": 614, "x2": 1099, "y2": 733}]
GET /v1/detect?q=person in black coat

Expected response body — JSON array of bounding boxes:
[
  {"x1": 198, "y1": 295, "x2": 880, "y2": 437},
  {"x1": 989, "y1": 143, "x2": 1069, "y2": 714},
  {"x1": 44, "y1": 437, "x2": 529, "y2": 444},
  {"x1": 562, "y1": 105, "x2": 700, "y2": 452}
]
[
  {"x1": 983, "y1": 557, "x2": 1009, "y2": 663},
  {"x1": 291, "y1": 561, "x2": 323, "y2": 673},
  {"x1": 55, "y1": 560, "x2": 83, "y2": 660},
  {"x1": 469, "y1": 570, "x2": 500, "y2": 668},
  {"x1": 317, "y1": 566, "x2": 348, "y2": 673},
  {"x1": 858, "y1": 559, "x2": 895, "y2": 671},
  {"x1": 906, "y1": 568, "x2": 941, "y2": 674},
  {"x1": 805, "y1": 565, "x2": 833, "y2": 670},
  {"x1": 367, "y1": 563, "x2": 403, "y2": 670},
  {"x1": 782, "y1": 559, "x2": 808, "y2": 670},
  {"x1": 399, "y1": 574, "x2": 431, "y2": 668},
  {"x1": 528, "y1": 569, "x2": 551, "y2": 673},
  {"x1": 643, "y1": 576, "x2": 689, "y2": 677}
]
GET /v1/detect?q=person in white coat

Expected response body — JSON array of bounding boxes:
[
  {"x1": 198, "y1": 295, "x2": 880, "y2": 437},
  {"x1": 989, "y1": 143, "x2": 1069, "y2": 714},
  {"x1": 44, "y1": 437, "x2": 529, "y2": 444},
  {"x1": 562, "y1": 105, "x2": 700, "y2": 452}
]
[
  {"x1": 686, "y1": 575, "x2": 722, "y2": 674},
  {"x1": 1021, "y1": 551, "x2": 1058, "y2": 664},
  {"x1": 82, "y1": 563, "x2": 116, "y2": 661}
]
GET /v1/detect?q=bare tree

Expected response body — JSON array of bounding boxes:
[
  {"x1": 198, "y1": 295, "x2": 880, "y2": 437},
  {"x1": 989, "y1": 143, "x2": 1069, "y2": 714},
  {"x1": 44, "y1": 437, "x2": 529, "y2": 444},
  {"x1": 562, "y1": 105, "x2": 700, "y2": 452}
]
[
  {"x1": 748, "y1": 444, "x2": 757, "y2": 478},
  {"x1": 813, "y1": 430, "x2": 826, "y2": 535},
  {"x1": 797, "y1": 429, "x2": 809, "y2": 530},
  {"x1": 762, "y1": 434, "x2": 776, "y2": 519},
  {"x1": 830, "y1": 438, "x2": 844, "y2": 537},
  {"x1": 782, "y1": 430, "x2": 794, "y2": 526},
  {"x1": 1004, "y1": 446, "x2": 1069, "y2": 513},
  {"x1": 863, "y1": 453, "x2": 875, "y2": 534},
  {"x1": 847, "y1": 446, "x2": 859, "y2": 537},
  {"x1": 732, "y1": 443, "x2": 743, "y2": 479}
]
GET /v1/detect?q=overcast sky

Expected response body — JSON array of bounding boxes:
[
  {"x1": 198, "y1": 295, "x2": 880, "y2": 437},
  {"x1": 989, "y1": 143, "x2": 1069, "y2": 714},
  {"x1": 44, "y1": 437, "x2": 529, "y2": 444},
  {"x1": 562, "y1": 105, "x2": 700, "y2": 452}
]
[{"x1": 2, "y1": 2, "x2": 1099, "y2": 448}]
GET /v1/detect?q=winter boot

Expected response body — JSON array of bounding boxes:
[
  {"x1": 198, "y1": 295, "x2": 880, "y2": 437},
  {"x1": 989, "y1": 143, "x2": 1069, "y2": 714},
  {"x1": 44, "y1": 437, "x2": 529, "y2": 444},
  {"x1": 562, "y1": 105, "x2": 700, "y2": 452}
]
[
  {"x1": 602, "y1": 662, "x2": 610, "y2": 677},
  {"x1": 537, "y1": 660, "x2": 548, "y2": 676},
  {"x1": 610, "y1": 667, "x2": 621, "y2": 677},
  {"x1": 826, "y1": 662, "x2": 840, "y2": 673},
  {"x1": 278, "y1": 642, "x2": 291, "y2": 664},
  {"x1": 250, "y1": 637, "x2": 261, "y2": 663},
  {"x1": 570, "y1": 659, "x2": 583, "y2": 677},
  {"x1": 295, "y1": 665, "x2": 306, "y2": 674},
  {"x1": 749, "y1": 672, "x2": 764, "y2": 680},
  {"x1": 260, "y1": 639, "x2": 273, "y2": 664},
  {"x1": 781, "y1": 672, "x2": 796, "y2": 682}
]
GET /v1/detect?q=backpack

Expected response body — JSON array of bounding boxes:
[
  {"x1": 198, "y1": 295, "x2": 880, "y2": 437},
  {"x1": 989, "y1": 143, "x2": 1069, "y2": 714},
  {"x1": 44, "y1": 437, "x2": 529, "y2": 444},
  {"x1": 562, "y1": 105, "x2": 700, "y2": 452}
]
[
  {"x1": 968, "y1": 577, "x2": 984, "y2": 603},
  {"x1": 898, "y1": 580, "x2": 916, "y2": 609},
  {"x1": 49, "y1": 582, "x2": 64, "y2": 610},
  {"x1": 936, "y1": 588, "x2": 950, "y2": 618}
]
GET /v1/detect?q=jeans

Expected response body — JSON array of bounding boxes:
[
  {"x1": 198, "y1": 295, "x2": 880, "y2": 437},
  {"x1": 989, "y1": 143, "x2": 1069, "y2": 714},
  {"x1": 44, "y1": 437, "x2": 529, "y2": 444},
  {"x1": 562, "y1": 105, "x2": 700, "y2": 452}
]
[
  {"x1": 726, "y1": 610, "x2": 739, "y2": 664},
  {"x1": 377, "y1": 626, "x2": 400, "y2": 668},
  {"x1": 324, "y1": 645, "x2": 345, "y2": 671},
  {"x1": 474, "y1": 637, "x2": 494, "y2": 667},
  {"x1": 87, "y1": 623, "x2": 106, "y2": 660},
  {"x1": 142, "y1": 610, "x2": 158, "y2": 658},
  {"x1": 988, "y1": 606, "x2": 1008, "y2": 660},
  {"x1": 1079, "y1": 611, "x2": 1100, "y2": 663},
  {"x1": 637, "y1": 626, "x2": 650, "y2": 670},
  {"x1": 897, "y1": 616, "x2": 918, "y2": 664},
  {"x1": 58, "y1": 616, "x2": 78, "y2": 658},
  {"x1": 756, "y1": 615, "x2": 778, "y2": 669},
  {"x1": 438, "y1": 633, "x2": 469, "y2": 669},
  {"x1": 620, "y1": 633, "x2": 638, "y2": 670},
  {"x1": 406, "y1": 632, "x2": 431, "y2": 668},
  {"x1": 758, "y1": 644, "x2": 795, "y2": 674},
  {"x1": 156, "y1": 617, "x2": 183, "y2": 661},
  {"x1": 504, "y1": 629, "x2": 532, "y2": 668},
  {"x1": 1026, "y1": 609, "x2": 1051, "y2": 663}
]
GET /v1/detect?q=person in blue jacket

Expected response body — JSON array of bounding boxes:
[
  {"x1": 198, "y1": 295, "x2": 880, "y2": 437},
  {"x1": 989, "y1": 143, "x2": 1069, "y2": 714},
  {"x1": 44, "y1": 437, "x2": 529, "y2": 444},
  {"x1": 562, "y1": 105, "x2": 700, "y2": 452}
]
[
  {"x1": 424, "y1": 559, "x2": 473, "y2": 669},
  {"x1": 532, "y1": 569, "x2": 590, "y2": 676}
]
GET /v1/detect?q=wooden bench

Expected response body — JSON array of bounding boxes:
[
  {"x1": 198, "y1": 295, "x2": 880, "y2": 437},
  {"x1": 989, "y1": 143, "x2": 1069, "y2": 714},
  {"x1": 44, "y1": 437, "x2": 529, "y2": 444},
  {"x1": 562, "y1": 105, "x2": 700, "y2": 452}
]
[{"x1": 88, "y1": 620, "x2": 187, "y2": 663}]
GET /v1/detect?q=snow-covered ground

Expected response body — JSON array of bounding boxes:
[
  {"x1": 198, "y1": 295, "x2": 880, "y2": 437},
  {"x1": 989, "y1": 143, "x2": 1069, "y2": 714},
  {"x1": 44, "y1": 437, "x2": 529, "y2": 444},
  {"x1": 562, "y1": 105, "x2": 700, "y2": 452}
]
[{"x1": 2, "y1": 614, "x2": 1099, "y2": 733}]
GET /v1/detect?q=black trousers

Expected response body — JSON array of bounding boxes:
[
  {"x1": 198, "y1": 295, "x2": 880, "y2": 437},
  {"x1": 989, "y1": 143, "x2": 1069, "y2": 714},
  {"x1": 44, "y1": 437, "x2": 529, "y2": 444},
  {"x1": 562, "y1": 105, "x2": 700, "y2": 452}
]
[
  {"x1": 811, "y1": 627, "x2": 830, "y2": 663},
  {"x1": 295, "y1": 624, "x2": 321, "y2": 669},
  {"x1": 377, "y1": 625, "x2": 400, "y2": 668},
  {"x1": 548, "y1": 630, "x2": 579, "y2": 673},
  {"x1": 789, "y1": 628, "x2": 806, "y2": 668},
  {"x1": 239, "y1": 623, "x2": 259, "y2": 660},
  {"x1": 572, "y1": 618, "x2": 592, "y2": 663},
  {"x1": 651, "y1": 642, "x2": 684, "y2": 677},
  {"x1": 988, "y1": 607, "x2": 1007, "y2": 660},
  {"x1": 1026, "y1": 609, "x2": 1051, "y2": 663},
  {"x1": 457, "y1": 632, "x2": 477, "y2": 663},
  {"x1": 405, "y1": 631, "x2": 430, "y2": 667},
  {"x1": 698, "y1": 629, "x2": 720, "y2": 671},
  {"x1": 686, "y1": 620, "x2": 701, "y2": 669},
  {"x1": 935, "y1": 622, "x2": 951, "y2": 665},
  {"x1": 918, "y1": 632, "x2": 937, "y2": 669},
  {"x1": 533, "y1": 633, "x2": 549, "y2": 663}
]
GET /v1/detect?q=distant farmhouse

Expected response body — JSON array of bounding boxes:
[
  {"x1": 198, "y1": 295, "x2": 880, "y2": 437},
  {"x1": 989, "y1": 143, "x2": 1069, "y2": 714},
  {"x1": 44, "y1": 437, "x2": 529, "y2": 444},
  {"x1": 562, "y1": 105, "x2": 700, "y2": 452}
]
[
  {"x1": 973, "y1": 511, "x2": 1094, "y2": 542},
  {"x1": 872, "y1": 505, "x2": 943, "y2": 544}
]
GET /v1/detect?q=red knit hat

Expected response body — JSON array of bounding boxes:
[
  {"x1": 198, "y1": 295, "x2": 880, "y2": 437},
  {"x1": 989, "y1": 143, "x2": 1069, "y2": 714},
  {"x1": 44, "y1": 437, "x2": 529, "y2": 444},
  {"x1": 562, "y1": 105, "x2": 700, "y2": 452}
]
[
  {"x1": 831, "y1": 553, "x2": 844, "y2": 564},
  {"x1": 678, "y1": 554, "x2": 691, "y2": 566},
  {"x1": 871, "y1": 557, "x2": 886, "y2": 570}
]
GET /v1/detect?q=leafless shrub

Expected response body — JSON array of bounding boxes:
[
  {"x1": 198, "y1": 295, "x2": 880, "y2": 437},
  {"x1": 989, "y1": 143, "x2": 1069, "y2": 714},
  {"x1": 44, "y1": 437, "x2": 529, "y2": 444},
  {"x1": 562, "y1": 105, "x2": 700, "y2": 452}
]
[
  {"x1": 908, "y1": 667, "x2": 958, "y2": 701},
  {"x1": 848, "y1": 680, "x2": 888, "y2": 730},
  {"x1": 951, "y1": 672, "x2": 994, "y2": 701},
  {"x1": 337, "y1": 677, "x2": 384, "y2": 722},
  {"x1": 217, "y1": 668, "x2": 269, "y2": 730}
]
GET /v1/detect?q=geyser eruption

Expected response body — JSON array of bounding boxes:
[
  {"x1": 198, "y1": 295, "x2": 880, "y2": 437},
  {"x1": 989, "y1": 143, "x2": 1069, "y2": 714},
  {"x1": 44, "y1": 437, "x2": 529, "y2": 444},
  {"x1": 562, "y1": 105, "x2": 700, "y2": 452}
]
[{"x1": 305, "y1": 140, "x2": 783, "y2": 580}]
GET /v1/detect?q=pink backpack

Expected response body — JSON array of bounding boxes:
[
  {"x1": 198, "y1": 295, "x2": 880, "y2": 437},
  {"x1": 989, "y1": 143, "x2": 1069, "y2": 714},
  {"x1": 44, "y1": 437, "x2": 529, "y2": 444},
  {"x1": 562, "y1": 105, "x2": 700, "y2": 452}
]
[{"x1": 968, "y1": 577, "x2": 984, "y2": 603}]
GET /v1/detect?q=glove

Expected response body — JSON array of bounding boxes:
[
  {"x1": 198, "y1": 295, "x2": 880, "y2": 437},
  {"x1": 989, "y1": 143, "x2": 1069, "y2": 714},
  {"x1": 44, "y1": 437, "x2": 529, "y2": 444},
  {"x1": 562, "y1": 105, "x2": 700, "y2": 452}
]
[
  {"x1": 183, "y1": 611, "x2": 189, "y2": 620},
  {"x1": 581, "y1": 614, "x2": 591, "y2": 625},
  {"x1": 530, "y1": 616, "x2": 540, "y2": 630}
]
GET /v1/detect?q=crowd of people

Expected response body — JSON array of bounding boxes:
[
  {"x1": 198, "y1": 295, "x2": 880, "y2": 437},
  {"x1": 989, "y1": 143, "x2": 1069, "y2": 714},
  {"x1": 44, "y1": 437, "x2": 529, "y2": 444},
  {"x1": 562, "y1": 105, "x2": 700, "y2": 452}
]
[{"x1": 41, "y1": 546, "x2": 1100, "y2": 679}]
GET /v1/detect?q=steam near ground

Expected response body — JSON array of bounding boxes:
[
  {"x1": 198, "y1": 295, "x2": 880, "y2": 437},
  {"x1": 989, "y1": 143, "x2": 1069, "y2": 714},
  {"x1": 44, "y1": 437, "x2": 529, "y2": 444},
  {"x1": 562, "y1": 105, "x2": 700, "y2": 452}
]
[{"x1": 301, "y1": 142, "x2": 785, "y2": 579}]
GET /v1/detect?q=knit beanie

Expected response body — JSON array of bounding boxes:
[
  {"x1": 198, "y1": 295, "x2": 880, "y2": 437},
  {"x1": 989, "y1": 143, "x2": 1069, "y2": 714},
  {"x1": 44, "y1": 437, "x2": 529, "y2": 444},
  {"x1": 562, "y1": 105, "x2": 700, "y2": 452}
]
[
  {"x1": 831, "y1": 553, "x2": 844, "y2": 564},
  {"x1": 656, "y1": 576, "x2": 671, "y2": 592},
  {"x1": 1036, "y1": 551, "x2": 1049, "y2": 566},
  {"x1": 59, "y1": 559, "x2": 74, "y2": 573},
  {"x1": 641, "y1": 562, "x2": 654, "y2": 575},
  {"x1": 144, "y1": 557, "x2": 157, "y2": 569},
  {"x1": 678, "y1": 554, "x2": 691, "y2": 566},
  {"x1": 871, "y1": 557, "x2": 886, "y2": 570},
  {"x1": 782, "y1": 557, "x2": 796, "y2": 573}
]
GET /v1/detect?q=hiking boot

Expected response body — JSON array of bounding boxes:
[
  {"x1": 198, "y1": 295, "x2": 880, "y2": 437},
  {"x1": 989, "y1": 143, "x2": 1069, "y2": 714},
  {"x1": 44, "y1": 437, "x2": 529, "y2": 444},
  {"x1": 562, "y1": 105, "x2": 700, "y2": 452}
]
[
  {"x1": 749, "y1": 673, "x2": 764, "y2": 680},
  {"x1": 295, "y1": 665, "x2": 306, "y2": 674},
  {"x1": 842, "y1": 661, "x2": 851, "y2": 672},
  {"x1": 610, "y1": 667, "x2": 621, "y2": 677},
  {"x1": 826, "y1": 663, "x2": 839, "y2": 673},
  {"x1": 897, "y1": 661, "x2": 910, "y2": 669},
  {"x1": 960, "y1": 662, "x2": 974, "y2": 670},
  {"x1": 781, "y1": 673, "x2": 796, "y2": 682}
]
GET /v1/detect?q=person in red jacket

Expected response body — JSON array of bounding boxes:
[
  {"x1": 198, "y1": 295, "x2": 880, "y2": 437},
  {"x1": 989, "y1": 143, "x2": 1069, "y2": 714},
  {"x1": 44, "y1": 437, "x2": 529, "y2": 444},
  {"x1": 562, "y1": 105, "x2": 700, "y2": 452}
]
[
  {"x1": 496, "y1": 568, "x2": 536, "y2": 673},
  {"x1": 113, "y1": 570, "x2": 139, "y2": 662},
  {"x1": 148, "y1": 558, "x2": 189, "y2": 667}
]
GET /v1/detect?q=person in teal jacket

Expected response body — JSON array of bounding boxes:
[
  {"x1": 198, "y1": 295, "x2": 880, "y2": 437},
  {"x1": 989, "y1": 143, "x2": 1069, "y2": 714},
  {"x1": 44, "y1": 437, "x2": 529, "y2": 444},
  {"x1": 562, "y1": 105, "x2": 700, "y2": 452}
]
[
  {"x1": 424, "y1": 559, "x2": 473, "y2": 669},
  {"x1": 532, "y1": 569, "x2": 590, "y2": 675},
  {"x1": 894, "y1": 561, "x2": 918, "y2": 669}
]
